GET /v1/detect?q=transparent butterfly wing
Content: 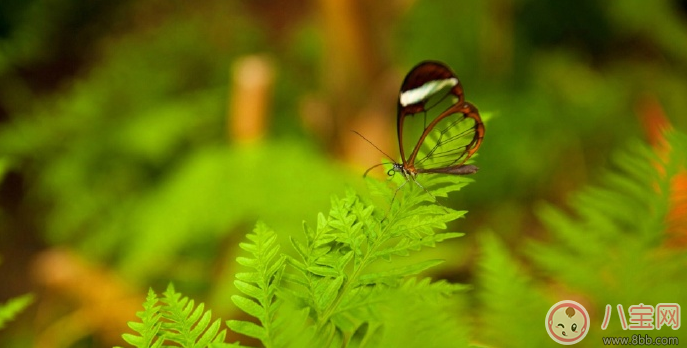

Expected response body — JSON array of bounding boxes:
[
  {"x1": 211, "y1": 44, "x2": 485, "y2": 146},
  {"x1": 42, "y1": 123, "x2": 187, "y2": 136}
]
[{"x1": 397, "y1": 61, "x2": 484, "y2": 173}]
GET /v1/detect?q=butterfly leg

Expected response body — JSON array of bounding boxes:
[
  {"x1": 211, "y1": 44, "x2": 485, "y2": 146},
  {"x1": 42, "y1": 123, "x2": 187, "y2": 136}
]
[
  {"x1": 409, "y1": 176, "x2": 450, "y2": 213},
  {"x1": 389, "y1": 176, "x2": 409, "y2": 208},
  {"x1": 380, "y1": 172, "x2": 409, "y2": 222}
]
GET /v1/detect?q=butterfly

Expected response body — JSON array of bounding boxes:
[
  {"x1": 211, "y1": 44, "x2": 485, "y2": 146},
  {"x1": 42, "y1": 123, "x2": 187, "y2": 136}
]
[{"x1": 356, "y1": 60, "x2": 484, "y2": 201}]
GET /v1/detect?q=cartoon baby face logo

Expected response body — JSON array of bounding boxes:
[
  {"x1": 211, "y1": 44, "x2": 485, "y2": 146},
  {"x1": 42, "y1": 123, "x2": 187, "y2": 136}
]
[{"x1": 545, "y1": 300, "x2": 589, "y2": 345}]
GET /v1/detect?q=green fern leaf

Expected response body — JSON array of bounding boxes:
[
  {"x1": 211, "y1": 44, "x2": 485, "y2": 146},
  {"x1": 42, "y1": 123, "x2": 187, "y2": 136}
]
[
  {"x1": 227, "y1": 221, "x2": 285, "y2": 348},
  {"x1": 517, "y1": 131, "x2": 687, "y2": 346},
  {"x1": 529, "y1": 133, "x2": 686, "y2": 304},
  {"x1": 226, "y1": 320, "x2": 266, "y2": 342},
  {"x1": 231, "y1": 296, "x2": 264, "y2": 321},
  {"x1": 477, "y1": 233, "x2": 550, "y2": 348},
  {"x1": 357, "y1": 259, "x2": 445, "y2": 286},
  {"x1": 121, "y1": 286, "x2": 228, "y2": 348},
  {"x1": 314, "y1": 276, "x2": 345, "y2": 310},
  {"x1": 160, "y1": 285, "x2": 227, "y2": 348},
  {"x1": 226, "y1": 164, "x2": 476, "y2": 346},
  {"x1": 347, "y1": 322, "x2": 383, "y2": 348},
  {"x1": 122, "y1": 289, "x2": 163, "y2": 348}
]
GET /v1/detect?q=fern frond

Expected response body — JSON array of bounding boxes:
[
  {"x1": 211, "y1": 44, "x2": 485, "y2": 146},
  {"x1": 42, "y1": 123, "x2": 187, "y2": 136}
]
[
  {"x1": 347, "y1": 322, "x2": 384, "y2": 348},
  {"x1": 227, "y1": 166, "x2": 475, "y2": 346},
  {"x1": 122, "y1": 289, "x2": 163, "y2": 348},
  {"x1": 161, "y1": 284, "x2": 228, "y2": 348},
  {"x1": 118, "y1": 169, "x2": 474, "y2": 347},
  {"x1": 374, "y1": 277, "x2": 471, "y2": 348},
  {"x1": 357, "y1": 259, "x2": 445, "y2": 286},
  {"x1": 520, "y1": 131, "x2": 687, "y2": 342},
  {"x1": 227, "y1": 221, "x2": 285, "y2": 348},
  {"x1": 372, "y1": 232, "x2": 463, "y2": 260},
  {"x1": 271, "y1": 305, "x2": 314, "y2": 348},
  {"x1": 0, "y1": 293, "x2": 34, "y2": 330},
  {"x1": 477, "y1": 233, "x2": 551, "y2": 348},
  {"x1": 400, "y1": 277, "x2": 470, "y2": 297},
  {"x1": 297, "y1": 175, "x2": 469, "y2": 335},
  {"x1": 120, "y1": 285, "x2": 232, "y2": 348},
  {"x1": 528, "y1": 132, "x2": 687, "y2": 305}
]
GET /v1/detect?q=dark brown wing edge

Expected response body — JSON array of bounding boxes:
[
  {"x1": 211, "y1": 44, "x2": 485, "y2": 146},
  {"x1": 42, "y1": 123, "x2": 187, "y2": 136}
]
[
  {"x1": 397, "y1": 61, "x2": 465, "y2": 166},
  {"x1": 457, "y1": 101, "x2": 484, "y2": 161}
]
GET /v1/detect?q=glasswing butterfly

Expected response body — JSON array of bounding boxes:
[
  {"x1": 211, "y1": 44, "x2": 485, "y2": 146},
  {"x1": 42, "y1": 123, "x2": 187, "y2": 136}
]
[{"x1": 357, "y1": 60, "x2": 484, "y2": 203}]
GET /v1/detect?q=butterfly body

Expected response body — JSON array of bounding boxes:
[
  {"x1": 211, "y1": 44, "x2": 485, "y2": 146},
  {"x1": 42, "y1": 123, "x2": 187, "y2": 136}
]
[{"x1": 388, "y1": 159, "x2": 478, "y2": 177}]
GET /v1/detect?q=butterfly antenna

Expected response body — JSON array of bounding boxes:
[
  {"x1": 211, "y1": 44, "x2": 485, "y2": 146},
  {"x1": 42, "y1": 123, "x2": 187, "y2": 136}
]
[
  {"x1": 363, "y1": 162, "x2": 387, "y2": 178},
  {"x1": 350, "y1": 130, "x2": 396, "y2": 162}
]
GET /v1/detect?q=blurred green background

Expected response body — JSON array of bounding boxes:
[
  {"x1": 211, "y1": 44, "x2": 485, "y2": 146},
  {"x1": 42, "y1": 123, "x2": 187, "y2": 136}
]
[{"x1": 1, "y1": 0, "x2": 687, "y2": 347}]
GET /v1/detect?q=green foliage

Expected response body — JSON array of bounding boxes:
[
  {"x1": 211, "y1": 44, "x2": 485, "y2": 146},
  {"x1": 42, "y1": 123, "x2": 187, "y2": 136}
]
[
  {"x1": 0, "y1": 294, "x2": 33, "y2": 330},
  {"x1": 120, "y1": 285, "x2": 237, "y2": 348},
  {"x1": 119, "y1": 174, "x2": 474, "y2": 347},
  {"x1": 375, "y1": 278, "x2": 469, "y2": 348},
  {"x1": 227, "y1": 173, "x2": 472, "y2": 347},
  {"x1": 3, "y1": 1, "x2": 687, "y2": 347},
  {"x1": 227, "y1": 222, "x2": 285, "y2": 347},
  {"x1": 473, "y1": 131, "x2": 687, "y2": 347},
  {"x1": 531, "y1": 132, "x2": 687, "y2": 299},
  {"x1": 476, "y1": 234, "x2": 550, "y2": 348},
  {"x1": 528, "y1": 131, "x2": 687, "y2": 340}
]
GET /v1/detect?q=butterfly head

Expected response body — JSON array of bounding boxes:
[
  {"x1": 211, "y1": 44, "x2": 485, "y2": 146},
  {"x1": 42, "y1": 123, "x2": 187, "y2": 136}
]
[{"x1": 387, "y1": 162, "x2": 407, "y2": 177}]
